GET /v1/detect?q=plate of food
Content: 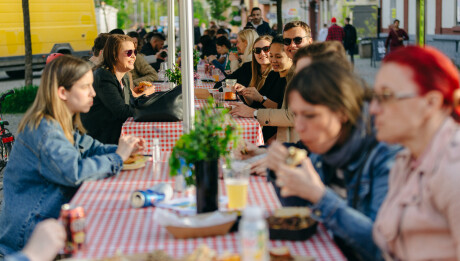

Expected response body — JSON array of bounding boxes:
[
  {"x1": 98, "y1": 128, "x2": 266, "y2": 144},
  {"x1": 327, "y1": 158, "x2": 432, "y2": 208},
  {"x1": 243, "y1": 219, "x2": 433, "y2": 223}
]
[
  {"x1": 267, "y1": 207, "x2": 317, "y2": 241},
  {"x1": 123, "y1": 154, "x2": 148, "y2": 170}
]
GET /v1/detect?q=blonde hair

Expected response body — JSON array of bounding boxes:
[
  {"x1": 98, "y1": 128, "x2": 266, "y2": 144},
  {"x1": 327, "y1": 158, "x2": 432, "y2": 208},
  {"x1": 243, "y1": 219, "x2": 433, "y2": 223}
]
[
  {"x1": 249, "y1": 35, "x2": 273, "y2": 90},
  {"x1": 18, "y1": 55, "x2": 91, "y2": 144},
  {"x1": 237, "y1": 29, "x2": 259, "y2": 63}
]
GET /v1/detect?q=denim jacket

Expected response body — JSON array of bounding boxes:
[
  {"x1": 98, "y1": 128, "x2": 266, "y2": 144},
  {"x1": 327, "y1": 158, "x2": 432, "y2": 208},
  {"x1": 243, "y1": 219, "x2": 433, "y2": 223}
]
[
  {"x1": 0, "y1": 118, "x2": 123, "y2": 255},
  {"x1": 272, "y1": 140, "x2": 400, "y2": 261}
]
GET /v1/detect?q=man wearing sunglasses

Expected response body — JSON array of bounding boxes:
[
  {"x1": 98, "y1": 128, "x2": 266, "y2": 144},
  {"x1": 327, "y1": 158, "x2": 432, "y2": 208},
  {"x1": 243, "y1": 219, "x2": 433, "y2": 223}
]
[{"x1": 254, "y1": 21, "x2": 312, "y2": 143}]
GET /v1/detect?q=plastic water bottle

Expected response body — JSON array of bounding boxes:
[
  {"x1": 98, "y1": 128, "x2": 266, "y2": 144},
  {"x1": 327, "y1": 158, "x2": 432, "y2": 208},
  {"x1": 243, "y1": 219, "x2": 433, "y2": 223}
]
[
  {"x1": 151, "y1": 138, "x2": 160, "y2": 164},
  {"x1": 239, "y1": 206, "x2": 269, "y2": 261}
]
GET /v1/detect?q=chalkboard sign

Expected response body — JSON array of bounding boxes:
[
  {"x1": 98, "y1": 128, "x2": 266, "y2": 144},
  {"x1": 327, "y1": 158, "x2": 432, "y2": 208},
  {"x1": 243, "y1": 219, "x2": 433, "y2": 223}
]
[{"x1": 371, "y1": 38, "x2": 386, "y2": 67}]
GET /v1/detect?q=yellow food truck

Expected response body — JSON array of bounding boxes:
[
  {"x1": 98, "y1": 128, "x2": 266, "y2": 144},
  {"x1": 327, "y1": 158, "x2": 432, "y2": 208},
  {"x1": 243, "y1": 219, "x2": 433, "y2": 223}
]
[{"x1": 0, "y1": 0, "x2": 98, "y2": 78}]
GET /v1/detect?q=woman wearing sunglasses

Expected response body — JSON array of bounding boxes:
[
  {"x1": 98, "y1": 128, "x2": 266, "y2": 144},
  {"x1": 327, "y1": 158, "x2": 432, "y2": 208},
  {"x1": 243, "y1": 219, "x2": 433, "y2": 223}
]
[
  {"x1": 231, "y1": 35, "x2": 292, "y2": 143},
  {"x1": 81, "y1": 34, "x2": 136, "y2": 144},
  {"x1": 371, "y1": 46, "x2": 460, "y2": 260},
  {"x1": 0, "y1": 55, "x2": 144, "y2": 256}
]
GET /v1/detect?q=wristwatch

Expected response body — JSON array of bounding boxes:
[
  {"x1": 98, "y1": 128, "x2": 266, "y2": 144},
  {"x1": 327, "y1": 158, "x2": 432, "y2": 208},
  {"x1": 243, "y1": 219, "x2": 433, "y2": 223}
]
[
  {"x1": 253, "y1": 110, "x2": 258, "y2": 119},
  {"x1": 261, "y1": 96, "x2": 268, "y2": 104}
]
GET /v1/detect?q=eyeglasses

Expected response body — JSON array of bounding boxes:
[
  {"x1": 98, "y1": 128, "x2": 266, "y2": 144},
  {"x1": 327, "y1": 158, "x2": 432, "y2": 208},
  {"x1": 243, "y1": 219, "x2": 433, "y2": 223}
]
[
  {"x1": 283, "y1": 36, "x2": 308, "y2": 46},
  {"x1": 371, "y1": 90, "x2": 418, "y2": 104},
  {"x1": 124, "y1": 49, "x2": 138, "y2": 57},
  {"x1": 253, "y1": 46, "x2": 270, "y2": 54}
]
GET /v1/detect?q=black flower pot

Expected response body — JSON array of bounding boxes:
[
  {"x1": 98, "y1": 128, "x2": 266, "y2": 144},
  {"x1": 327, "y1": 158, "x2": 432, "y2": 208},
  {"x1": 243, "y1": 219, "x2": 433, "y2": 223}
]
[{"x1": 195, "y1": 160, "x2": 219, "y2": 213}]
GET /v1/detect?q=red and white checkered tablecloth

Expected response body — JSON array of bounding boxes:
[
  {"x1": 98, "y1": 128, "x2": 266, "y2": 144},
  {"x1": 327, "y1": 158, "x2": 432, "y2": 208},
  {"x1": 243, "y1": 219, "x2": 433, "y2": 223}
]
[
  {"x1": 122, "y1": 114, "x2": 264, "y2": 155},
  {"x1": 69, "y1": 159, "x2": 345, "y2": 260}
]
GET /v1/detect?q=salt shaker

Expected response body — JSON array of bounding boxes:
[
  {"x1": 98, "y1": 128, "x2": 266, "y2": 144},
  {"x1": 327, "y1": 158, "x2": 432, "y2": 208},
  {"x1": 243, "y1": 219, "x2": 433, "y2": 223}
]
[{"x1": 152, "y1": 138, "x2": 161, "y2": 164}]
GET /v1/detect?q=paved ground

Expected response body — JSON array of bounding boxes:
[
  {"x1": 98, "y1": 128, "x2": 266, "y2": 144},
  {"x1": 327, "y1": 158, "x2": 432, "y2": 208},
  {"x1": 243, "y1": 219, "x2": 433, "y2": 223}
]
[{"x1": 0, "y1": 57, "x2": 381, "y2": 214}]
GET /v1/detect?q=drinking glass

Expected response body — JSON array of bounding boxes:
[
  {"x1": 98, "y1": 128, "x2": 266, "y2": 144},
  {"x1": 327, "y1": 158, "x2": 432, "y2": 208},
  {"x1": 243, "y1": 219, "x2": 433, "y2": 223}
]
[
  {"x1": 225, "y1": 79, "x2": 237, "y2": 92},
  {"x1": 212, "y1": 69, "x2": 220, "y2": 82},
  {"x1": 223, "y1": 164, "x2": 250, "y2": 210},
  {"x1": 212, "y1": 92, "x2": 224, "y2": 108}
]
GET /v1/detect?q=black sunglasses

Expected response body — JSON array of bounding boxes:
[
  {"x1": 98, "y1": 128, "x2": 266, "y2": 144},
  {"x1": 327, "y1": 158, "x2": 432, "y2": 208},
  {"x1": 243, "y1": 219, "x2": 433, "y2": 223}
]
[
  {"x1": 124, "y1": 49, "x2": 138, "y2": 57},
  {"x1": 253, "y1": 46, "x2": 270, "y2": 54},
  {"x1": 283, "y1": 36, "x2": 308, "y2": 46}
]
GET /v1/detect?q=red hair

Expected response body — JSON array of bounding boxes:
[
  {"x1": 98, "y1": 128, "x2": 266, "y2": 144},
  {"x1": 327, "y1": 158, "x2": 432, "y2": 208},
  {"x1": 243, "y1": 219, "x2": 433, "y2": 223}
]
[{"x1": 383, "y1": 45, "x2": 460, "y2": 122}]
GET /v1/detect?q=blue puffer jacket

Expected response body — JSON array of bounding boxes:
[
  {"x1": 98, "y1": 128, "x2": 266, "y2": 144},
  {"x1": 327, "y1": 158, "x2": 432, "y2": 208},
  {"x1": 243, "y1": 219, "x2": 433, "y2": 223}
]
[
  {"x1": 0, "y1": 118, "x2": 123, "y2": 255},
  {"x1": 271, "y1": 124, "x2": 401, "y2": 260}
]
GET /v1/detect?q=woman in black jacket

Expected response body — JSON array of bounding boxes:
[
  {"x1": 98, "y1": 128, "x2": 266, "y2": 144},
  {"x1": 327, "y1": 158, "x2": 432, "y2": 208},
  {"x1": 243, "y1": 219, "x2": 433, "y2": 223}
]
[{"x1": 81, "y1": 34, "x2": 135, "y2": 144}]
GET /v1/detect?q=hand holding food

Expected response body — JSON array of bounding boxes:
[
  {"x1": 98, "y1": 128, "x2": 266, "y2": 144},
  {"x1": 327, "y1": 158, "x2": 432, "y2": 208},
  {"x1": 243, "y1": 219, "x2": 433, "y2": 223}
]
[
  {"x1": 277, "y1": 158, "x2": 326, "y2": 203},
  {"x1": 116, "y1": 135, "x2": 144, "y2": 161},
  {"x1": 132, "y1": 81, "x2": 155, "y2": 97}
]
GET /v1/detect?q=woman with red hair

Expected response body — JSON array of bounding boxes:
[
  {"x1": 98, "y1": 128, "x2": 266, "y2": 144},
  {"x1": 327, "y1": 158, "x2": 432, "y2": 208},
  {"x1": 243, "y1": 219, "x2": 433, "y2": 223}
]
[{"x1": 370, "y1": 45, "x2": 460, "y2": 260}]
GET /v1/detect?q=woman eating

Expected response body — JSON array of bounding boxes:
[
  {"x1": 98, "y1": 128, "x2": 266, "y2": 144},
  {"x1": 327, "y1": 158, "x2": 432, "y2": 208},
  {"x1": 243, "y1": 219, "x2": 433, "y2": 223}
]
[
  {"x1": 81, "y1": 34, "x2": 136, "y2": 144},
  {"x1": 266, "y1": 60, "x2": 400, "y2": 260},
  {"x1": 371, "y1": 46, "x2": 460, "y2": 260},
  {"x1": 0, "y1": 55, "x2": 143, "y2": 256}
]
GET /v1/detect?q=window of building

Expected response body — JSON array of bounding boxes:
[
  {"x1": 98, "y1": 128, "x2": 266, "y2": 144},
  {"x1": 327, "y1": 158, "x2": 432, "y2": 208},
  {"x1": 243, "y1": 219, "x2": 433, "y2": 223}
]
[{"x1": 457, "y1": 0, "x2": 460, "y2": 24}]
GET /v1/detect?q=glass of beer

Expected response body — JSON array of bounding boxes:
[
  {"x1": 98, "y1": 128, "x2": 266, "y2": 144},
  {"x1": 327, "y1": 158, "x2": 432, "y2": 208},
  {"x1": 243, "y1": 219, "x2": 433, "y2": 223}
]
[
  {"x1": 212, "y1": 69, "x2": 220, "y2": 82},
  {"x1": 223, "y1": 164, "x2": 250, "y2": 210}
]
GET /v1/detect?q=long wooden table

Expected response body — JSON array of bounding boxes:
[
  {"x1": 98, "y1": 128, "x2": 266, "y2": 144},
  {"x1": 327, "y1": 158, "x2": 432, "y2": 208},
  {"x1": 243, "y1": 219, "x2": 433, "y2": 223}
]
[{"x1": 69, "y1": 153, "x2": 346, "y2": 260}]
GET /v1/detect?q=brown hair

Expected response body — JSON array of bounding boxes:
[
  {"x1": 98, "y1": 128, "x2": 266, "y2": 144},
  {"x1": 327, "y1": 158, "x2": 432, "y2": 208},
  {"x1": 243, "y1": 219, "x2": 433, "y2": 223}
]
[
  {"x1": 101, "y1": 34, "x2": 134, "y2": 74},
  {"x1": 18, "y1": 55, "x2": 91, "y2": 144},
  {"x1": 287, "y1": 60, "x2": 365, "y2": 143},
  {"x1": 249, "y1": 35, "x2": 273, "y2": 90},
  {"x1": 92, "y1": 33, "x2": 110, "y2": 57},
  {"x1": 293, "y1": 41, "x2": 351, "y2": 71},
  {"x1": 283, "y1": 21, "x2": 311, "y2": 38}
]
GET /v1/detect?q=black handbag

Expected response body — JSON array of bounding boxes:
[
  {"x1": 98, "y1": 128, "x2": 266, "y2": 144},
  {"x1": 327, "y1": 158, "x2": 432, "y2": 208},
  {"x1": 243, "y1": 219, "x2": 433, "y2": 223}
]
[{"x1": 132, "y1": 85, "x2": 183, "y2": 122}]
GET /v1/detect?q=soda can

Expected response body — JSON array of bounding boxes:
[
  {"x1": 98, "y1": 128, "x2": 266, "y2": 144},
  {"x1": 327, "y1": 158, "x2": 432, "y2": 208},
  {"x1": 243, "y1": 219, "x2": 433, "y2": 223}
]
[
  {"x1": 130, "y1": 183, "x2": 173, "y2": 208},
  {"x1": 60, "y1": 204, "x2": 85, "y2": 254}
]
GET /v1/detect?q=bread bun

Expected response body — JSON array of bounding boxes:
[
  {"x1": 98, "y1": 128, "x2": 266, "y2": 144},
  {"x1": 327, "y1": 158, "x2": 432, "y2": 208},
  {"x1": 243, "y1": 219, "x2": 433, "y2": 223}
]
[
  {"x1": 134, "y1": 81, "x2": 154, "y2": 94},
  {"x1": 124, "y1": 154, "x2": 143, "y2": 164},
  {"x1": 285, "y1": 147, "x2": 307, "y2": 167}
]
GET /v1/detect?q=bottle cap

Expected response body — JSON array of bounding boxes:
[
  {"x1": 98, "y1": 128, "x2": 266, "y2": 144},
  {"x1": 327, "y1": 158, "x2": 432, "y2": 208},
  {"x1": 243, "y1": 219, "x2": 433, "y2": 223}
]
[{"x1": 243, "y1": 206, "x2": 264, "y2": 220}]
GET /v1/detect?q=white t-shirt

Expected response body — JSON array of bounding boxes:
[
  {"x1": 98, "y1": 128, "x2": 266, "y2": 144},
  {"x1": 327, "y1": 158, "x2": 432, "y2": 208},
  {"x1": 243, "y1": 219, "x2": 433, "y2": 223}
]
[{"x1": 318, "y1": 28, "x2": 328, "y2": 42}]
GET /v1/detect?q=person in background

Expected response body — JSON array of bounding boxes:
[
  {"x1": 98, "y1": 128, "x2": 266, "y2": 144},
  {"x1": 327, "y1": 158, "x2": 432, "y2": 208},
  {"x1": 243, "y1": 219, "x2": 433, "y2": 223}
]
[
  {"x1": 109, "y1": 28, "x2": 125, "y2": 35},
  {"x1": 127, "y1": 31, "x2": 159, "y2": 86},
  {"x1": 343, "y1": 17, "x2": 357, "y2": 64},
  {"x1": 245, "y1": 7, "x2": 272, "y2": 36},
  {"x1": 293, "y1": 41, "x2": 351, "y2": 73},
  {"x1": 141, "y1": 32, "x2": 167, "y2": 71},
  {"x1": 136, "y1": 23, "x2": 147, "y2": 39},
  {"x1": 216, "y1": 28, "x2": 229, "y2": 39},
  {"x1": 230, "y1": 36, "x2": 292, "y2": 143},
  {"x1": 127, "y1": 31, "x2": 143, "y2": 51},
  {"x1": 255, "y1": 21, "x2": 313, "y2": 143},
  {"x1": 326, "y1": 17, "x2": 344, "y2": 43},
  {"x1": 371, "y1": 46, "x2": 460, "y2": 260},
  {"x1": 229, "y1": 29, "x2": 259, "y2": 72},
  {"x1": 4, "y1": 219, "x2": 65, "y2": 261},
  {"x1": 207, "y1": 36, "x2": 231, "y2": 74},
  {"x1": 317, "y1": 24, "x2": 328, "y2": 42},
  {"x1": 0, "y1": 55, "x2": 143, "y2": 256},
  {"x1": 194, "y1": 18, "x2": 202, "y2": 46},
  {"x1": 81, "y1": 35, "x2": 136, "y2": 144},
  {"x1": 88, "y1": 33, "x2": 110, "y2": 67},
  {"x1": 385, "y1": 19, "x2": 409, "y2": 53}
]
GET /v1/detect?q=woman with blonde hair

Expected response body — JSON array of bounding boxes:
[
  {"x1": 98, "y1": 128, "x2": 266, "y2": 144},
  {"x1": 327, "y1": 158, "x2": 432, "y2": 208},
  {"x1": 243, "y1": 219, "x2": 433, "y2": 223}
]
[
  {"x1": 0, "y1": 55, "x2": 143, "y2": 255},
  {"x1": 229, "y1": 29, "x2": 259, "y2": 72}
]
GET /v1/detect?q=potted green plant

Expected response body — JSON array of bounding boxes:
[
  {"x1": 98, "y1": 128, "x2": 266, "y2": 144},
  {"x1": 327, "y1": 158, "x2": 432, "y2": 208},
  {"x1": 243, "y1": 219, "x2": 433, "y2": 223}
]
[
  {"x1": 165, "y1": 64, "x2": 182, "y2": 86},
  {"x1": 169, "y1": 98, "x2": 240, "y2": 213}
]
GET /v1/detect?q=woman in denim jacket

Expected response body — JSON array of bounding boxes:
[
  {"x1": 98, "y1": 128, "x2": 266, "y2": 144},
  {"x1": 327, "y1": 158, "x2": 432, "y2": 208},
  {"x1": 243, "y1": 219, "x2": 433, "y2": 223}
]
[
  {"x1": 0, "y1": 55, "x2": 144, "y2": 256},
  {"x1": 267, "y1": 61, "x2": 400, "y2": 261}
]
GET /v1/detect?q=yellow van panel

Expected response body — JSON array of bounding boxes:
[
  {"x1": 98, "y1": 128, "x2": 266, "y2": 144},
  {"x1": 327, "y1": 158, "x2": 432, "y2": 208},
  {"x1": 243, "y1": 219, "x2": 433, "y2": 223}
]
[{"x1": 0, "y1": 0, "x2": 97, "y2": 57}]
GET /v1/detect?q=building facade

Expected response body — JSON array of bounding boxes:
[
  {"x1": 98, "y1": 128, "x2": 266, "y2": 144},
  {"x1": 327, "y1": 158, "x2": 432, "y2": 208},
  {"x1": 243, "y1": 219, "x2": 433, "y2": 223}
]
[{"x1": 381, "y1": 0, "x2": 460, "y2": 64}]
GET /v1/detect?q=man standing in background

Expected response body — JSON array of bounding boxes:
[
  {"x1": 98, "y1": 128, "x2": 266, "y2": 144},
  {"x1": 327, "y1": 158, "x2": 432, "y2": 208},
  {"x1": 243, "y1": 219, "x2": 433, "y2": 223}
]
[
  {"x1": 318, "y1": 24, "x2": 328, "y2": 42},
  {"x1": 326, "y1": 17, "x2": 344, "y2": 42},
  {"x1": 343, "y1": 17, "x2": 357, "y2": 64},
  {"x1": 245, "y1": 7, "x2": 272, "y2": 36}
]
